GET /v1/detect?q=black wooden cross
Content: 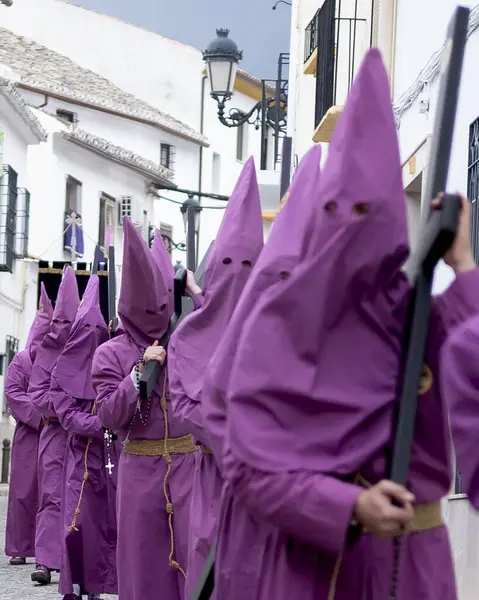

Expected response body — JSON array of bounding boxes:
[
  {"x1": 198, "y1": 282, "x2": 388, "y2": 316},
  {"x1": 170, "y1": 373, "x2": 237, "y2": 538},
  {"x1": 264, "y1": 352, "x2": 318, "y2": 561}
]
[{"x1": 388, "y1": 7, "x2": 470, "y2": 600}]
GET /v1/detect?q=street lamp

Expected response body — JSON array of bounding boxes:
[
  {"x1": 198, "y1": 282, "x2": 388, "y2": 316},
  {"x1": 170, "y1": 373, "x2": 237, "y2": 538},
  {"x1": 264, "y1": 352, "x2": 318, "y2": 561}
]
[
  {"x1": 203, "y1": 29, "x2": 288, "y2": 170},
  {"x1": 0, "y1": 0, "x2": 13, "y2": 6},
  {"x1": 180, "y1": 195, "x2": 202, "y2": 271}
]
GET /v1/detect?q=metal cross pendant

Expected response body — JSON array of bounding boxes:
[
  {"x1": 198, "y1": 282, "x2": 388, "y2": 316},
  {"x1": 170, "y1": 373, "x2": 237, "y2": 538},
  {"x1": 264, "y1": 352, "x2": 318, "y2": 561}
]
[{"x1": 105, "y1": 459, "x2": 115, "y2": 475}]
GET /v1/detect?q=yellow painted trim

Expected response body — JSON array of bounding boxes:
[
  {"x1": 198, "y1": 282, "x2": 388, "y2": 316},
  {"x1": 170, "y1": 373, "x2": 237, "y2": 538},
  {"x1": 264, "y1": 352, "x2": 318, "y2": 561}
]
[
  {"x1": 235, "y1": 74, "x2": 272, "y2": 101},
  {"x1": 303, "y1": 48, "x2": 318, "y2": 76},
  {"x1": 261, "y1": 210, "x2": 277, "y2": 222},
  {"x1": 312, "y1": 106, "x2": 343, "y2": 143}
]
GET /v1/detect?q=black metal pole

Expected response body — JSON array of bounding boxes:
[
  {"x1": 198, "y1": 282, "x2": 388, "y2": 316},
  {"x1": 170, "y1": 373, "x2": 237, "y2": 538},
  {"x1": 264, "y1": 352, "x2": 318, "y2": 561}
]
[
  {"x1": 186, "y1": 205, "x2": 197, "y2": 272},
  {"x1": 260, "y1": 82, "x2": 268, "y2": 170},
  {"x1": 1, "y1": 439, "x2": 11, "y2": 484},
  {"x1": 280, "y1": 137, "x2": 293, "y2": 198}
]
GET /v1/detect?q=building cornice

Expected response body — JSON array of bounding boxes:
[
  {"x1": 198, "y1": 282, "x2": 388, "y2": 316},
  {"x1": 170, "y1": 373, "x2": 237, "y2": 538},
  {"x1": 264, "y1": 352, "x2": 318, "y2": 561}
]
[{"x1": 0, "y1": 77, "x2": 46, "y2": 141}]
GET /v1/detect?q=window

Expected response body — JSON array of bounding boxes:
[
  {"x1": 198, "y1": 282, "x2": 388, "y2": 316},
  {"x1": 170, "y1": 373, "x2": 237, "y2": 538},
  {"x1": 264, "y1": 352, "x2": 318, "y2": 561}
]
[
  {"x1": 65, "y1": 175, "x2": 82, "y2": 215},
  {"x1": 236, "y1": 122, "x2": 248, "y2": 162},
  {"x1": 160, "y1": 144, "x2": 176, "y2": 171},
  {"x1": 159, "y1": 222, "x2": 173, "y2": 257},
  {"x1": 119, "y1": 196, "x2": 132, "y2": 222},
  {"x1": 64, "y1": 175, "x2": 84, "y2": 257},
  {"x1": 3, "y1": 335, "x2": 19, "y2": 414},
  {"x1": 15, "y1": 187, "x2": 30, "y2": 258},
  {"x1": 56, "y1": 109, "x2": 77, "y2": 124},
  {"x1": 99, "y1": 193, "x2": 116, "y2": 250},
  {"x1": 0, "y1": 165, "x2": 17, "y2": 273},
  {"x1": 468, "y1": 117, "x2": 479, "y2": 264}
]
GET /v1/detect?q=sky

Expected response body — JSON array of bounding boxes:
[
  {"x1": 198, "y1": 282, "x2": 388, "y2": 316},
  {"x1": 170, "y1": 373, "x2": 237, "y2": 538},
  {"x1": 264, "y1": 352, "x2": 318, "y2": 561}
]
[{"x1": 71, "y1": 0, "x2": 292, "y2": 80}]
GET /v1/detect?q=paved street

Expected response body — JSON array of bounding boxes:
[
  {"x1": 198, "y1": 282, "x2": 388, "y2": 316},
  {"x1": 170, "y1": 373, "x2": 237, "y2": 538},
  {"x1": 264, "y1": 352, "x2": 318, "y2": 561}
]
[{"x1": 0, "y1": 496, "x2": 117, "y2": 599}]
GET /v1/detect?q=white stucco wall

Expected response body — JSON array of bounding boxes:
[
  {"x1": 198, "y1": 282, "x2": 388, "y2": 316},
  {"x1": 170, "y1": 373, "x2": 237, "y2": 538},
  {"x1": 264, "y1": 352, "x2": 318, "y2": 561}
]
[
  {"x1": 1, "y1": 0, "x2": 276, "y2": 254},
  {"x1": 394, "y1": 2, "x2": 478, "y2": 293}
]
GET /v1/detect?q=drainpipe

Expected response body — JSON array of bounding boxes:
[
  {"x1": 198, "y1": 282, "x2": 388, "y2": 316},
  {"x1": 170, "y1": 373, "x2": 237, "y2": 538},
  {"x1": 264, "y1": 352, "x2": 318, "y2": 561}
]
[{"x1": 197, "y1": 75, "x2": 207, "y2": 262}]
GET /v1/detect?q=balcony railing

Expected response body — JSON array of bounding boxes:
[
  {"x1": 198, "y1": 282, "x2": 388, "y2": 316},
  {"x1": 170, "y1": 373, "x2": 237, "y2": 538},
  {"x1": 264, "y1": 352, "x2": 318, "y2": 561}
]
[
  {"x1": 468, "y1": 117, "x2": 479, "y2": 264},
  {"x1": 0, "y1": 165, "x2": 18, "y2": 273},
  {"x1": 15, "y1": 187, "x2": 30, "y2": 259},
  {"x1": 304, "y1": 0, "x2": 374, "y2": 131}
]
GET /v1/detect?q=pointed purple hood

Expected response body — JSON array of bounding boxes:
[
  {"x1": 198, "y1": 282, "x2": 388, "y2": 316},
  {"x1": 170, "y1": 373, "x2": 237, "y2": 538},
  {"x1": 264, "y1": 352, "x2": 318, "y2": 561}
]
[
  {"x1": 26, "y1": 282, "x2": 53, "y2": 362},
  {"x1": 151, "y1": 229, "x2": 175, "y2": 316},
  {"x1": 216, "y1": 48, "x2": 411, "y2": 477},
  {"x1": 34, "y1": 265, "x2": 80, "y2": 372},
  {"x1": 119, "y1": 217, "x2": 170, "y2": 348},
  {"x1": 170, "y1": 156, "x2": 263, "y2": 402},
  {"x1": 53, "y1": 275, "x2": 109, "y2": 400}
]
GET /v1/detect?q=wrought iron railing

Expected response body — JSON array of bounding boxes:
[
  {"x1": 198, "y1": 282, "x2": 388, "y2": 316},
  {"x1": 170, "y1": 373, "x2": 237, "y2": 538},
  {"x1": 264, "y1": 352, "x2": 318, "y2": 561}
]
[
  {"x1": 0, "y1": 165, "x2": 18, "y2": 273},
  {"x1": 305, "y1": 0, "x2": 374, "y2": 128},
  {"x1": 15, "y1": 187, "x2": 30, "y2": 258},
  {"x1": 468, "y1": 118, "x2": 479, "y2": 264}
]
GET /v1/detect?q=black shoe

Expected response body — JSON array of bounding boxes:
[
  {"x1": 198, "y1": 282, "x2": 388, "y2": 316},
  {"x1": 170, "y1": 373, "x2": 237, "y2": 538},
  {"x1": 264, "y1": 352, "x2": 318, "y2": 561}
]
[
  {"x1": 9, "y1": 557, "x2": 26, "y2": 566},
  {"x1": 31, "y1": 564, "x2": 51, "y2": 585}
]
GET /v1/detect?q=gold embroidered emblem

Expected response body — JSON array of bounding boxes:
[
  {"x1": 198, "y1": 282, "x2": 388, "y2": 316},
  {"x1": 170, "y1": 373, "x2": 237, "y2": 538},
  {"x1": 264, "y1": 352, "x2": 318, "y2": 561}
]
[
  {"x1": 419, "y1": 364, "x2": 433, "y2": 395},
  {"x1": 39, "y1": 303, "x2": 44, "y2": 313}
]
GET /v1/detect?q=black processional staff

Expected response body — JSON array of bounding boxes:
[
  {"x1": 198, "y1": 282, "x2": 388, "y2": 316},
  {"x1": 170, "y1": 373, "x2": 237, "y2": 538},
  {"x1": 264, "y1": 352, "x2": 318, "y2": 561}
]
[
  {"x1": 388, "y1": 6, "x2": 470, "y2": 600},
  {"x1": 92, "y1": 245, "x2": 102, "y2": 275},
  {"x1": 108, "y1": 246, "x2": 118, "y2": 337},
  {"x1": 139, "y1": 242, "x2": 214, "y2": 402}
]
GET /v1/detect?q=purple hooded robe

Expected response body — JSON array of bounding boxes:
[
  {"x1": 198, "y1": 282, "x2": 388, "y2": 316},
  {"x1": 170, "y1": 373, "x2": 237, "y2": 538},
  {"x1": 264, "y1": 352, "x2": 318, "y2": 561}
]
[
  {"x1": 168, "y1": 157, "x2": 264, "y2": 598},
  {"x1": 91, "y1": 217, "x2": 200, "y2": 600},
  {"x1": 29, "y1": 266, "x2": 80, "y2": 570},
  {"x1": 4, "y1": 283, "x2": 53, "y2": 559},
  {"x1": 201, "y1": 48, "x2": 479, "y2": 600},
  {"x1": 441, "y1": 312, "x2": 479, "y2": 505},
  {"x1": 49, "y1": 274, "x2": 117, "y2": 595}
]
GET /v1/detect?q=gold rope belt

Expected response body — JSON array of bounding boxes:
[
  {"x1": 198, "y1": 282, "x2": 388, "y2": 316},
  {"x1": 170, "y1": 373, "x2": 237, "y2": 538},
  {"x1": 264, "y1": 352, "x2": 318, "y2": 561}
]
[
  {"x1": 356, "y1": 474, "x2": 443, "y2": 532},
  {"x1": 124, "y1": 435, "x2": 198, "y2": 456},
  {"x1": 363, "y1": 500, "x2": 442, "y2": 533},
  {"x1": 200, "y1": 445, "x2": 213, "y2": 455}
]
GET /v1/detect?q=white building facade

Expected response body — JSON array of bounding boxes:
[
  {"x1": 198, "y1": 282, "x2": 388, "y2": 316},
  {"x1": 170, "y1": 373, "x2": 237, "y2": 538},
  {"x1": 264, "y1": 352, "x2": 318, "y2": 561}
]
[
  {"x1": 0, "y1": 76, "x2": 45, "y2": 435},
  {"x1": 1, "y1": 0, "x2": 282, "y2": 253}
]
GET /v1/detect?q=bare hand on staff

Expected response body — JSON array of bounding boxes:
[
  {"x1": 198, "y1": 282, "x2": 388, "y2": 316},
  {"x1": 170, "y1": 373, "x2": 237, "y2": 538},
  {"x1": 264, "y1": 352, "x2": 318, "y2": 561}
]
[
  {"x1": 186, "y1": 270, "x2": 202, "y2": 297},
  {"x1": 353, "y1": 480, "x2": 415, "y2": 537},
  {"x1": 142, "y1": 341, "x2": 166, "y2": 367},
  {"x1": 433, "y1": 193, "x2": 475, "y2": 273}
]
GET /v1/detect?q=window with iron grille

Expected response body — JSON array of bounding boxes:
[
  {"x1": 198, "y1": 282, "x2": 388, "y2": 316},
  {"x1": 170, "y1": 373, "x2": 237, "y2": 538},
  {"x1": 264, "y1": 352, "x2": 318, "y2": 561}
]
[
  {"x1": 119, "y1": 196, "x2": 132, "y2": 222},
  {"x1": 159, "y1": 222, "x2": 173, "y2": 257},
  {"x1": 468, "y1": 117, "x2": 479, "y2": 263},
  {"x1": 0, "y1": 165, "x2": 18, "y2": 273},
  {"x1": 160, "y1": 144, "x2": 176, "y2": 172},
  {"x1": 15, "y1": 187, "x2": 30, "y2": 258},
  {"x1": 3, "y1": 335, "x2": 19, "y2": 415}
]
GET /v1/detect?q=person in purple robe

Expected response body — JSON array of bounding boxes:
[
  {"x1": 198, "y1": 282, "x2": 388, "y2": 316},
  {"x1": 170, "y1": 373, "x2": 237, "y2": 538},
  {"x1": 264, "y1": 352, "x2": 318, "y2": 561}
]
[
  {"x1": 91, "y1": 217, "x2": 202, "y2": 600},
  {"x1": 201, "y1": 48, "x2": 479, "y2": 600},
  {"x1": 49, "y1": 273, "x2": 116, "y2": 600},
  {"x1": 4, "y1": 283, "x2": 53, "y2": 566},
  {"x1": 168, "y1": 156, "x2": 264, "y2": 598},
  {"x1": 440, "y1": 288, "x2": 479, "y2": 510},
  {"x1": 29, "y1": 266, "x2": 80, "y2": 585}
]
